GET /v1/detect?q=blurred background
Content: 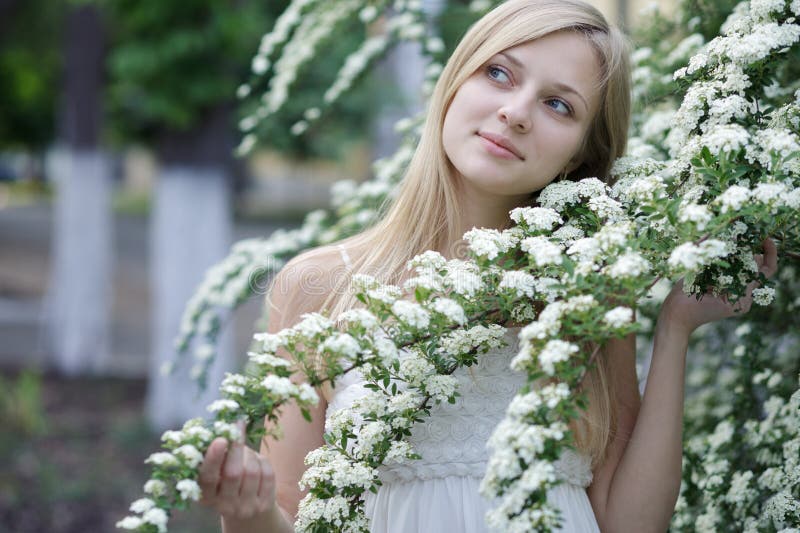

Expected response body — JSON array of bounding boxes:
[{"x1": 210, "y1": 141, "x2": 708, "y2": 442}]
[{"x1": 0, "y1": 0, "x2": 674, "y2": 531}]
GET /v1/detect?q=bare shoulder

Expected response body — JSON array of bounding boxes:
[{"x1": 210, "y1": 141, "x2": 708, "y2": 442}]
[{"x1": 266, "y1": 243, "x2": 353, "y2": 329}]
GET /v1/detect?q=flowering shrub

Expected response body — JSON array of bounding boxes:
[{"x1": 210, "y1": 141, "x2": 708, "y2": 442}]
[{"x1": 122, "y1": 0, "x2": 800, "y2": 531}]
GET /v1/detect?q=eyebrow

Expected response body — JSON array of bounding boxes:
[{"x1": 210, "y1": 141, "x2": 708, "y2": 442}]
[{"x1": 498, "y1": 51, "x2": 589, "y2": 113}]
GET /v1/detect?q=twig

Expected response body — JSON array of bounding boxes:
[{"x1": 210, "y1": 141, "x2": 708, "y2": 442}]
[{"x1": 576, "y1": 343, "x2": 603, "y2": 390}]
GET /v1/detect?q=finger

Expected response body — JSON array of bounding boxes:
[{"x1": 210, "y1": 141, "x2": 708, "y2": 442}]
[
  {"x1": 736, "y1": 293, "x2": 752, "y2": 314},
  {"x1": 257, "y1": 456, "x2": 275, "y2": 502},
  {"x1": 218, "y1": 441, "x2": 245, "y2": 501},
  {"x1": 237, "y1": 419, "x2": 247, "y2": 444},
  {"x1": 198, "y1": 438, "x2": 228, "y2": 498},
  {"x1": 239, "y1": 449, "x2": 261, "y2": 501},
  {"x1": 734, "y1": 280, "x2": 759, "y2": 314},
  {"x1": 760, "y1": 238, "x2": 778, "y2": 278}
]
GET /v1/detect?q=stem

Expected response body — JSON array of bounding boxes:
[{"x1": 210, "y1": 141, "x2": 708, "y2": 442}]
[{"x1": 575, "y1": 343, "x2": 603, "y2": 390}]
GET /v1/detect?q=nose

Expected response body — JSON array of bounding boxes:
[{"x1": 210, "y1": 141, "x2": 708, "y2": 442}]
[{"x1": 497, "y1": 101, "x2": 532, "y2": 133}]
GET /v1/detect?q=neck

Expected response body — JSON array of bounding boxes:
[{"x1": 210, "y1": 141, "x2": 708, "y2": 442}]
[{"x1": 439, "y1": 183, "x2": 531, "y2": 260}]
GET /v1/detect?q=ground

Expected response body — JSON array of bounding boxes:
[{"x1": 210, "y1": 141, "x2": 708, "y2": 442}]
[{"x1": 0, "y1": 370, "x2": 219, "y2": 533}]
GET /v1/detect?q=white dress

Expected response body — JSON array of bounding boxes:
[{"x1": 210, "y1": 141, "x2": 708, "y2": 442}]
[{"x1": 324, "y1": 325, "x2": 601, "y2": 533}]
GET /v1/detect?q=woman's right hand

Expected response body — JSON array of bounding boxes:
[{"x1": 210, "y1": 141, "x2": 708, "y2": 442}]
[{"x1": 198, "y1": 436, "x2": 278, "y2": 523}]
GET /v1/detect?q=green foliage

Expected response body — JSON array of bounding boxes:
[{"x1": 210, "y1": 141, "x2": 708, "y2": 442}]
[
  {"x1": 241, "y1": 14, "x2": 393, "y2": 160},
  {"x1": 434, "y1": 1, "x2": 483, "y2": 58},
  {"x1": 0, "y1": 1, "x2": 63, "y2": 149},
  {"x1": 105, "y1": 0, "x2": 280, "y2": 141},
  {"x1": 0, "y1": 369, "x2": 47, "y2": 437},
  {"x1": 680, "y1": 0, "x2": 741, "y2": 39},
  {"x1": 105, "y1": 0, "x2": 382, "y2": 160}
]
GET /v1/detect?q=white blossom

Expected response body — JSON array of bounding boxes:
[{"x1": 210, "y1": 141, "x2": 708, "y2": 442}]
[
  {"x1": 424, "y1": 374, "x2": 458, "y2": 401},
  {"x1": 444, "y1": 261, "x2": 484, "y2": 297},
  {"x1": 521, "y1": 237, "x2": 563, "y2": 266},
  {"x1": 145, "y1": 452, "x2": 178, "y2": 467},
  {"x1": 537, "y1": 180, "x2": 581, "y2": 210},
  {"x1": 183, "y1": 423, "x2": 213, "y2": 443},
  {"x1": 295, "y1": 312, "x2": 334, "y2": 338},
  {"x1": 322, "y1": 332, "x2": 362, "y2": 358},
  {"x1": 669, "y1": 240, "x2": 730, "y2": 270},
  {"x1": 373, "y1": 334, "x2": 400, "y2": 365},
  {"x1": 116, "y1": 516, "x2": 144, "y2": 530},
  {"x1": 588, "y1": 195, "x2": 625, "y2": 219},
  {"x1": 174, "y1": 444, "x2": 204, "y2": 469},
  {"x1": 143, "y1": 479, "x2": 167, "y2": 497},
  {"x1": 641, "y1": 110, "x2": 675, "y2": 142},
  {"x1": 499, "y1": 271, "x2": 537, "y2": 298},
  {"x1": 207, "y1": 399, "x2": 240, "y2": 414},
  {"x1": 408, "y1": 250, "x2": 447, "y2": 271},
  {"x1": 430, "y1": 298, "x2": 467, "y2": 325},
  {"x1": 595, "y1": 223, "x2": 632, "y2": 251},
  {"x1": 701, "y1": 124, "x2": 750, "y2": 154},
  {"x1": 752, "y1": 287, "x2": 776, "y2": 305},
  {"x1": 708, "y1": 420, "x2": 735, "y2": 450},
  {"x1": 385, "y1": 440, "x2": 415, "y2": 463},
  {"x1": 366, "y1": 285, "x2": 403, "y2": 305},
  {"x1": 550, "y1": 224, "x2": 585, "y2": 244},
  {"x1": 176, "y1": 479, "x2": 201, "y2": 501},
  {"x1": 252, "y1": 332, "x2": 285, "y2": 353},
  {"x1": 567, "y1": 237, "x2": 602, "y2": 265},
  {"x1": 160, "y1": 430, "x2": 185, "y2": 446},
  {"x1": 142, "y1": 507, "x2": 168, "y2": 533},
  {"x1": 355, "y1": 420, "x2": 391, "y2": 455},
  {"x1": 248, "y1": 351, "x2": 291, "y2": 369},
  {"x1": 509, "y1": 206, "x2": 563, "y2": 231},
  {"x1": 213, "y1": 421, "x2": 242, "y2": 442},
  {"x1": 391, "y1": 300, "x2": 431, "y2": 329},
  {"x1": 679, "y1": 203, "x2": 713, "y2": 230},
  {"x1": 465, "y1": 227, "x2": 517, "y2": 259},
  {"x1": 403, "y1": 273, "x2": 444, "y2": 294},
  {"x1": 604, "y1": 307, "x2": 634, "y2": 329},
  {"x1": 399, "y1": 352, "x2": 435, "y2": 386},
  {"x1": 261, "y1": 374, "x2": 296, "y2": 397},
  {"x1": 130, "y1": 498, "x2": 156, "y2": 514},
  {"x1": 606, "y1": 251, "x2": 651, "y2": 279},
  {"x1": 537, "y1": 340, "x2": 579, "y2": 375},
  {"x1": 618, "y1": 174, "x2": 667, "y2": 203}
]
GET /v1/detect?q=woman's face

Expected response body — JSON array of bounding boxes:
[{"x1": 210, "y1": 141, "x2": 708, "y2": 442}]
[{"x1": 442, "y1": 30, "x2": 602, "y2": 198}]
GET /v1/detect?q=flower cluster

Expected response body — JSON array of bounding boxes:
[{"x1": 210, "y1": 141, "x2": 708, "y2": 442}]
[{"x1": 671, "y1": 309, "x2": 800, "y2": 531}]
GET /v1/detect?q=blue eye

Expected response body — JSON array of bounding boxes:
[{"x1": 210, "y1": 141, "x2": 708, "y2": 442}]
[
  {"x1": 547, "y1": 98, "x2": 572, "y2": 116},
  {"x1": 486, "y1": 65, "x2": 511, "y2": 84}
]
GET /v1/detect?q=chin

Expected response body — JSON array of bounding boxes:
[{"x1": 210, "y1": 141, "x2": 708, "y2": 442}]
[{"x1": 462, "y1": 173, "x2": 525, "y2": 195}]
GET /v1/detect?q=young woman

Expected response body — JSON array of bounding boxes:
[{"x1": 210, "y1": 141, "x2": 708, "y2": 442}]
[{"x1": 197, "y1": 1, "x2": 778, "y2": 531}]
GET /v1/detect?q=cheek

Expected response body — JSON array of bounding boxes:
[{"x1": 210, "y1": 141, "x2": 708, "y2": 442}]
[
  {"x1": 442, "y1": 101, "x2": 468, "y2": 157},
  {"x1": 441, "y1": 111, "x2": 457, "y2": 160},
  {"x1": 535, "y1": 119, "x2": 586, "y2": 157},
  {"x1": 445, "y1": 81, "x2": 484, "y2": 124}
]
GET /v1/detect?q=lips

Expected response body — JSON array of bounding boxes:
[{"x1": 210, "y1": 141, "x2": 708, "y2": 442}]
[{"x1": 477, "y1": 131, "x2": 524, "y2": 160}]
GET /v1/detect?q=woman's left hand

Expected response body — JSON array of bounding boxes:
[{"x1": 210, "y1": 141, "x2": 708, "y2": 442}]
[{"x1": 660, "y1": 238, "x2": 779, "y2": 336}]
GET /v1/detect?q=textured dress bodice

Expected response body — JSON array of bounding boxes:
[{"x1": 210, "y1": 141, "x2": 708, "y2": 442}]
[{"x1": 323, "y1": 326, "x2": 600, "y2": 532}]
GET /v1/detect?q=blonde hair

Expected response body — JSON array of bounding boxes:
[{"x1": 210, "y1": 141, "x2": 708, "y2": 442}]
[{"x1": 277, "y1": 0, "x2": 632, "y2": 468}]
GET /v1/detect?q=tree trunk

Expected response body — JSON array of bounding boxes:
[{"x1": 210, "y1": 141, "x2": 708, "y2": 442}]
[
  {"x1": 146, "y1": 104, "x2": 237, "y2": 430},
  {"x1": 372, "y1": 0, "x2": 445, "y2": 159},
  {"x1": 46, "y1": 3, "x2": 113, "y2": 375},
  {"x1": 146, "y1": 165, "x2": 234, "y2": 429}
]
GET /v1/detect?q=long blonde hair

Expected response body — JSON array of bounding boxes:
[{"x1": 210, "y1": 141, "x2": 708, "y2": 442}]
[{"x1": 283, "y1": 0, "x2": 632, "y2": 468}]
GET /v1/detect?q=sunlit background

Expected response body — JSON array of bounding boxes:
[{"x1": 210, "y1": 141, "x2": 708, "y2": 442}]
[{"x1": 0, "y1": 0, "x2": 675, "y2": 531}]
